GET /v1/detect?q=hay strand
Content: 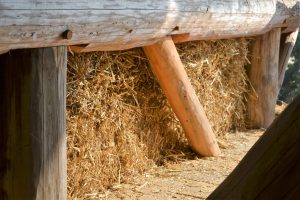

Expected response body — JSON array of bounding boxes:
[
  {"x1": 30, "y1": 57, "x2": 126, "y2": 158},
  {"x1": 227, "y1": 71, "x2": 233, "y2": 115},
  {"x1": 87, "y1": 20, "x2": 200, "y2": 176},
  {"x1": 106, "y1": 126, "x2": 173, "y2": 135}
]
[{"x1": 67, "y1": 39, "x2": 249, "y2": 199}]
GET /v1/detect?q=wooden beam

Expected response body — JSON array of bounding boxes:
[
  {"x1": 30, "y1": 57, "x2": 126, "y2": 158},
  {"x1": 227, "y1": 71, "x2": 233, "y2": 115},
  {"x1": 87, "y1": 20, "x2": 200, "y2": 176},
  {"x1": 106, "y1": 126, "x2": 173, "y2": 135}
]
[
  {"x1": 0, "y1": 47, "x2": 67, "y2": 199},
  {"x1": 247, "y1": 28, "x2": 281, "y2": 128},
  {"x1": 278, "y1": 28, "x2": 299, "y2": 92},
  {"x1": 208, "y1": 92, "x2": 300, "y2": 199},
  {"x1": 70, "y1": 38, "x2": 162, "y2": 53},
  {"x1": 0, "y1": 0, "x2": 299, "y2": 52},
  {"x1": 0, "y1": 46, "x2": 9, "y2": 55},
  {"x1": 143, "y1": 37, "x2": 220, "y2": 157},
  {"x1": 71, "y1": 32, "x2": 260, "y2": 53},
  {"x1": 0, "y1": 50, "x2": 8, "y2": 55}
]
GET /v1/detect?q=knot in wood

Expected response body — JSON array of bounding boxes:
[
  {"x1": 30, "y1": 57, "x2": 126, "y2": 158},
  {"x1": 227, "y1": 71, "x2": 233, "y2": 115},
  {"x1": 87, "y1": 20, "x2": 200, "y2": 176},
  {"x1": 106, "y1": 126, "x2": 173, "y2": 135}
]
[{"x1": 62, "y1": 30, "x2": 73, "y2": 40}]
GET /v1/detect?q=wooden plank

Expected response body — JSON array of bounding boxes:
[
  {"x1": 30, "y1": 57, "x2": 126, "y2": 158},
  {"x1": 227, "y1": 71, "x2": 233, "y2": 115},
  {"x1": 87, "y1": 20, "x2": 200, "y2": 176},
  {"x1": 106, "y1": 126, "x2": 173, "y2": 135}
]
[
  {"x1": 247, "y1": 28, "x2": 281, "y2": 128},
  {"x1": 0, "y1": 46, "x2": 9, "y2": 55},
  {"x1": 0, "y1": 47, "x2": 67, "y2": 200},
  {"x1": 0, "y1": 49, "x2": 8, "y2": 55},
  {"x1": 208, "y1": 92, "x2": 300, "y2": 199},
  {"x1": 0, "y1": 0, "x2": 299, "y2": 52},
  {"x1": 143, "y1": 37, "x2": 220, "y2": 157},
  {"x1": 0, "y1": 0, "x2": 278, "y2": 12},
  {"x1": 70, "y1": 37, "x2": 162, "y2": 52},
  {"x1": 278, "y1": 28, "x2": 299, "y2": 92}
]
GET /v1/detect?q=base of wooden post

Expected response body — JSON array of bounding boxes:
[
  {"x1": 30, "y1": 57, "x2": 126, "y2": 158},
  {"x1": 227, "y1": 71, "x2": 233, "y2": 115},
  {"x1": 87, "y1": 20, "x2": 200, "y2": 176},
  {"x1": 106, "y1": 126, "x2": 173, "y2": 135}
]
[{"x1": 0, "y1": 47, "x2": 67, "y2": 200}]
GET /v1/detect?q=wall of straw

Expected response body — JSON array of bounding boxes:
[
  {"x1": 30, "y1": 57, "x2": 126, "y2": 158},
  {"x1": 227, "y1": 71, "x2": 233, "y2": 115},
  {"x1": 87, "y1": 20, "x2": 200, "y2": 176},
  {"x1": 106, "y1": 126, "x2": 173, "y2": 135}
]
[{"x1": 67, "y1": 39, "x2": 249, "y2": 199}]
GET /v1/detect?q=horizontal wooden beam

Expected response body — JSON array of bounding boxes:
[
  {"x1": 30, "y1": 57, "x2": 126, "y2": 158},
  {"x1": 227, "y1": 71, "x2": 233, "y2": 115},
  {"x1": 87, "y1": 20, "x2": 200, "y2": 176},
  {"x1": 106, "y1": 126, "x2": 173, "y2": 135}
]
[
  {"x1": 0, "y1": 0, "x2": 299, "y2": 52},
  {"x1": 0, "y1": 49, "x2": 9, "y2": 55},
  {"x1": 70, "y1": 38, "x2": 162, "y2": 53},
  {"x1": 143, "y1": 37, "x2": 220, "y2": 156},
  {"x1": 70, "y1": 31, "x2": 267, "y2": 53}
]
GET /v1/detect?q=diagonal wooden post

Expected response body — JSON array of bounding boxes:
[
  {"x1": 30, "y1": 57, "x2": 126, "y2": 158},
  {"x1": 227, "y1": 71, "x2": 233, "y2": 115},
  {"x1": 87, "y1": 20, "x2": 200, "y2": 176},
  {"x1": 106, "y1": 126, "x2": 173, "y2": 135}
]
[
  {"x1": 143, "y1": 37, "x2": 220, "y2": 156},
  {"x1": 208, "y1": 93, "x2": 300, "y2": 199}
]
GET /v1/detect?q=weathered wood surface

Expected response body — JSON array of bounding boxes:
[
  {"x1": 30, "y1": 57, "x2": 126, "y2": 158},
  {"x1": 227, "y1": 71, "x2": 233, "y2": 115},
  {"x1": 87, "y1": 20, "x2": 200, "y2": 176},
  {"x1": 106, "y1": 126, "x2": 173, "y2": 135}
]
[
  {"x1": 208, "y1": 92, "x2": 300, "y2": 199},
  {"x1": 247, "y1": 28, "x2": 281, "y2": 128},
  {"x1": 278, "y1": 28, "x2": 299, "y2": 92},
  {"x1": 143, "y1": 37, "x2": 221, "y2": 157},
  {"x1": 0, "y1": 47, "x2": 67, "y2": 200},
  {"x1": 0, "y1": 0, "x2": 299, "y2": 52}
]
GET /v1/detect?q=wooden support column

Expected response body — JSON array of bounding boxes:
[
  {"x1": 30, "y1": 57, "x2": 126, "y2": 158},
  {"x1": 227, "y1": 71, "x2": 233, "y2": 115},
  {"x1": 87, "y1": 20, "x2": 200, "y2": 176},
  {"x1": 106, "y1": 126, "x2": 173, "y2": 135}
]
[
  {"x1": 0, "y1": 50, "x2": 9, "y2": 55},
  {"x1": 278, "y1": 28, "x2": 299, "y2": 93},
  {"x1": 247, "y1": 28, "x2": 281, "y2": 128},
  {"x1": 143, "y1": 37, "x2": 220, "y2": 157},
  {"x1": 0, "y1": 47, "x2": 67, "y2": 200},
  {"x1": 208, "y1": 92, "x2": 300, "y2": 199}
]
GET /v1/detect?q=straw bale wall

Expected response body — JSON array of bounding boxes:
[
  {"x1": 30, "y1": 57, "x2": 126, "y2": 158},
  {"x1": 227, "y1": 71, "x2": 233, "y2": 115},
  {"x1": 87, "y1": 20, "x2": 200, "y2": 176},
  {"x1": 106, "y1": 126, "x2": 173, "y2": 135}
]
[{"x1": 67, "y1": 39, "x2": 249, "y2": 198}]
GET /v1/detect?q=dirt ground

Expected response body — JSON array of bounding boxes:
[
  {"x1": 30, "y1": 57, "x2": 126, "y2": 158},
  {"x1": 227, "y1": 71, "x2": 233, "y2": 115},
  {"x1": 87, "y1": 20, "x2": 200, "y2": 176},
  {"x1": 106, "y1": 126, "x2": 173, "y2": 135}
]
[{"x1": 94, "y1": 130, "x2": 263, "y2": 200}]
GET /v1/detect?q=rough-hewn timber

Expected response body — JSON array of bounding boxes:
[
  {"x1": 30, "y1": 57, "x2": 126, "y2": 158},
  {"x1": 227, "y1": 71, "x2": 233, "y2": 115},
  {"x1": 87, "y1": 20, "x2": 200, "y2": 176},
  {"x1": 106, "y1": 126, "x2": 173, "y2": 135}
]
[
  {"x1": 144, "y1": 37, "x2": 220, "y2": 157},
  {"x1": 208, "y1": 92, "x2": 300, "y2": 199},
  {"x1": 247, "y1": 28, "x2": 281, "y2": 128},
  {"x1": 0, "y1": 0, "x2": 299, "y2": 52},
  {"x1": 0, "y1": 47, "x2": 67, "y2": 200}
]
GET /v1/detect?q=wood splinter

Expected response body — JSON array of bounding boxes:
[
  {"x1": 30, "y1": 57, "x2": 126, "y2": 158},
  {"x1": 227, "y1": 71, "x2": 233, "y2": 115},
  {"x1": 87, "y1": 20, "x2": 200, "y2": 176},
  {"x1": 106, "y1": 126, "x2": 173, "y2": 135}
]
[{"x1": 143, "y1": 37, "x2": 221, "y2": 157}]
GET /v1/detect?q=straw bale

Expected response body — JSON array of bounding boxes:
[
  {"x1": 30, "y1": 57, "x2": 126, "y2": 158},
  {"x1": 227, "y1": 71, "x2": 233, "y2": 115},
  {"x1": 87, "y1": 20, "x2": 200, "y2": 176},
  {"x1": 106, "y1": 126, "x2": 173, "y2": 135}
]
[
  {"x1": 67, "y1": 39, "x2": 249, "y2": 199},
  {"x1": 177, "y1": 39, "x2": 249, "y2": 134}
]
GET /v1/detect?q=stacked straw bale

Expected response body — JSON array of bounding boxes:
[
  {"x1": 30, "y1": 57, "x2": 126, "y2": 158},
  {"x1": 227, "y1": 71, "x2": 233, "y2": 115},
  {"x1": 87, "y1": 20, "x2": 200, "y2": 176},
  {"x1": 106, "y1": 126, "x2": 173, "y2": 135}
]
[{"x1": 67, "y1": 39, "x2": 249, "y2": 198}]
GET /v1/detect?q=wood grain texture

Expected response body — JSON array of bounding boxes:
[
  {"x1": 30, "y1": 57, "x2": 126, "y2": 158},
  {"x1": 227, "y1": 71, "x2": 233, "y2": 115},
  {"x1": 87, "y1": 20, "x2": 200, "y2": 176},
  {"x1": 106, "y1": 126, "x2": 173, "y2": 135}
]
[
  {"x1": 143, "y1": 37, "x2": 220, "y2": 157},
  {"x1": 208, "y1": 92, "x2": 300, "y2": 200},
  {"x1": 0, "y1": 0, "x2": 299, "y2": 52},
  {"x1": 0, "y1": 50, "x2": 8, "y2": 55},
  {"x1": 278, "y1": 28, "x2": 299, "y2": 92},
  {"x1": 247, "y1": 28, "x2": 281, "y2": 128},
  {"x1": 0, "y1": 0, "x2": 281, "y2": 11},
  {"x1": 0, "y1": 47, "x2": 67, "y2": 200},
  {"x1": 0, "y1": 49, "x2": 32, "y2": 200}
]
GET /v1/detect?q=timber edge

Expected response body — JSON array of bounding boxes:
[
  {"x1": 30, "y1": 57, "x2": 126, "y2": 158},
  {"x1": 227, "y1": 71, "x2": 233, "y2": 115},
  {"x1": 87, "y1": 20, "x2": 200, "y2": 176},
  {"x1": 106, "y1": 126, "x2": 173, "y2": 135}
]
[{"x1": 0, "y1": 0, "x2": 299, "y2": 54}]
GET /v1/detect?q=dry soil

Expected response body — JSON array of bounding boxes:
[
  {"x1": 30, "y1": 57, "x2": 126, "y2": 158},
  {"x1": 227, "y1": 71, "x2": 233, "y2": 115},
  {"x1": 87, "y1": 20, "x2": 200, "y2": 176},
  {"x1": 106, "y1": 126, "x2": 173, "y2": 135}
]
[{"x1": 93, "y1": 130, "x2": 263, "y2": 200}]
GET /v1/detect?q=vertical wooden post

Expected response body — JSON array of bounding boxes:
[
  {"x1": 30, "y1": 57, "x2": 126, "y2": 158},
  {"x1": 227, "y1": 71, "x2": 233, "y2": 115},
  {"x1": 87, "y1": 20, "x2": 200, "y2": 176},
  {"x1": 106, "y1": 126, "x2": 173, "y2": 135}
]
[
  {"x1": 278, "y1": 29, "x2": 299, "y2": 92},
  {"x1": 0, "y1": 47, "x2": 67, "y2": 200},
  {"x1": 143, "y1": 37, "x2": 220, "y2": 157},
  {"x1": 247, "y1": 28, "x2": 281, "y2": 128}
]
